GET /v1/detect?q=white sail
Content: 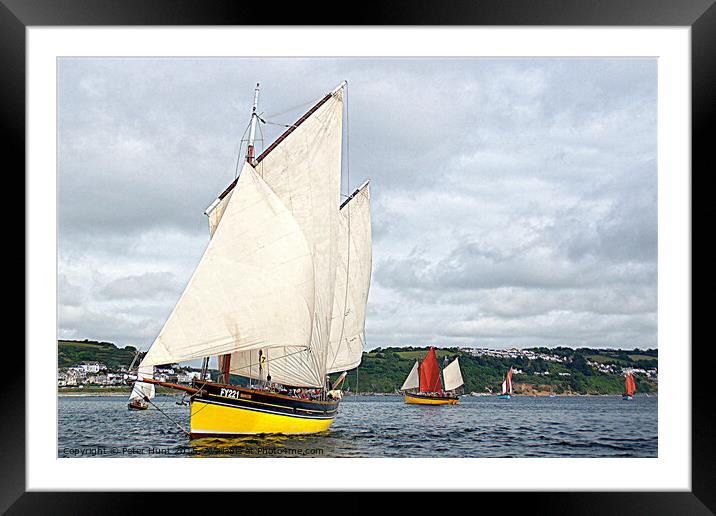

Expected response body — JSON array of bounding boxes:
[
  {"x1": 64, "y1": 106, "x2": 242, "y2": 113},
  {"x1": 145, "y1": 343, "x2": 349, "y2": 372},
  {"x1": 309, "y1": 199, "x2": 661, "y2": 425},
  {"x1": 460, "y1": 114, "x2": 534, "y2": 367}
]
[
  {"x1": 326, "y1": 181, "x2": 372, "y2": 373},
  {"x1": 229, "y1": 88, "x2": 344, "y2": 387},
  {"x1": 207, "y1": 190, "x2": 233, "y2": 237},
  {"x1": 129, "y1": 364, "x2": 155, "y2": 400},
  {"x1": 443, "y1": 357, "x2": 464, "y2": 391},
  {"x1": 501, "y1": 380, "x2": 507, "y2": 395},
  {"x1": 139, "y1": 162, "x2": 315, "y2": 367},
  {"x1": 401, "y1": 361, "x2": 420, "y2": 391}
]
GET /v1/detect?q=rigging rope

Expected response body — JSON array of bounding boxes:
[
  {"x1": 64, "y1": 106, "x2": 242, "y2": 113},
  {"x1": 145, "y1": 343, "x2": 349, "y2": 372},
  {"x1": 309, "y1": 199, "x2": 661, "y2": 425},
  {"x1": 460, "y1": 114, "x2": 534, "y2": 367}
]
[
  {"x1": 263, "y1": 94, "x2": 323, "y2": 120},
  {"x1": 144, "y1": 395, "x2": 191, "y2": 436},
  {"x1": 234, "y1": 119, "x2": 252, "y2": 179},
  {"x1": 257, "y1": 115, "x2": 295, "y2": 129}
]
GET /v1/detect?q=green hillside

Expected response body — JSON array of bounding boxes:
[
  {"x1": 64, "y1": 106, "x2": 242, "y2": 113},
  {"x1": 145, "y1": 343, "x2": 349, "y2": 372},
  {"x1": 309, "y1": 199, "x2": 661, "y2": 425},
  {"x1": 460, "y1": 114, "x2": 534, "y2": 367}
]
[
  {"x1": 58, "y1": 339, "x2": 138, "y2": 370},
  {"x1": 341, "y1": 346, "x2": 657, "y2": 395},
  {"x1": 57, "y1": 340, "x2": 657, "y2": 395}
]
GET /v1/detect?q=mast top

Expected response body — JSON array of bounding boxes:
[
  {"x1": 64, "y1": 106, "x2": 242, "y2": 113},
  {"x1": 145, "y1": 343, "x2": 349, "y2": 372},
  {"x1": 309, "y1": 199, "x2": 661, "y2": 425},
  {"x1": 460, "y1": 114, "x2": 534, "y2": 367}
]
[
  {"x1": 331, "y1": 80, "x2": 347, "y2": 95},
  {"x1": 246, "y1": 83, "x2": 261, "y2": 165}
]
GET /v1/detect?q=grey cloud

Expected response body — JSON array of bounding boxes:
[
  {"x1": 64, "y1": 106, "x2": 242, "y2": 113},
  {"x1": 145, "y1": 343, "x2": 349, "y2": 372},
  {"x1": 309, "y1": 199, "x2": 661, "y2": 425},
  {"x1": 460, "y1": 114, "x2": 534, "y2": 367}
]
[
  {"x1": 99, "y1": 271, "x2": 180, "y2": 300},
  {"x1": 59, "y1": 57, "x2": 657, "y2": 350}
]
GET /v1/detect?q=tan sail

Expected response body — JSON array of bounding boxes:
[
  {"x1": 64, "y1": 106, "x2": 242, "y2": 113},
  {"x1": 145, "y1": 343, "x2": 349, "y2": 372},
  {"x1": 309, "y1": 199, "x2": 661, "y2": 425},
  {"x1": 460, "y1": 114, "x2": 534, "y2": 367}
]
[
  {"x1": 442, "y1": 357, "x2": 464, "y2": 391},
  {"x1": 209, "y1": 86, "x2": 347, "y2": 387},
  {"x1": 139, "y1": 162, "x2": 315, "y2": 368},
  {"x1": 400, "y1": 360, "x2": 420, "y2": 391},
  {"x1": 327, "y1": 181, "x2": 372, "y2": 373}
]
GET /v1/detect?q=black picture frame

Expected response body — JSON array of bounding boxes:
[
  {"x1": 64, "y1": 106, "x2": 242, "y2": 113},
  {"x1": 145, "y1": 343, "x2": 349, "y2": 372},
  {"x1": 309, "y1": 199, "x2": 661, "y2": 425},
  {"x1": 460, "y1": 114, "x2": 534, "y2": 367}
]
[{"x1": 5, "y1": 0, "x2": 713, "y2": 513}]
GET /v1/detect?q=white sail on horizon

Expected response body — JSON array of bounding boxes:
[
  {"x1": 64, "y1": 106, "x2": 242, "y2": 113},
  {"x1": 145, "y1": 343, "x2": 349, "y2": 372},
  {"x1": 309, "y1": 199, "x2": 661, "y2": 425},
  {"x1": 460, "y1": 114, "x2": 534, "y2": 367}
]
[
  {"x1": 443, "y1": 357, "x2": 464, "y2": 391},
  {"x1": 129, "y1": 364, "x2": 155, "y2": 400},
  {"x1": 401, "y1": 360, "x2": 420, "y2": 391}
]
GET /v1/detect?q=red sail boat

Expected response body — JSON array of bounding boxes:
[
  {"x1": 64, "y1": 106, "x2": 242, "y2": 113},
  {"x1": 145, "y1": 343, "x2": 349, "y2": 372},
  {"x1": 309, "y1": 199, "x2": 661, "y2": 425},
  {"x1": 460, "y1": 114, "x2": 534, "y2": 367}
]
[
  {"x1": 401, "y1": 347, "x2": 460, "y2": 405},
  {"x1": 623, "y1": 373, "x2": 636, "y2": 400},
  {"x1": 497, "y1": 366, "x2": 513, "y2": 399}
]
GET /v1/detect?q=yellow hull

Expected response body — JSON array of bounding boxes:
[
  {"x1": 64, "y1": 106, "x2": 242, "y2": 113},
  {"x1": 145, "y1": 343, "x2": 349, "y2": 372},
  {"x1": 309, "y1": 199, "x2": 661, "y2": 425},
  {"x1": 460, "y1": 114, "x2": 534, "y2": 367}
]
[
  {"x1": 404, "y1": 393, "x2": 459, "y2": 405},
  {"x1": 190, "y1": 399, "x2": 335, "y2": 437}
]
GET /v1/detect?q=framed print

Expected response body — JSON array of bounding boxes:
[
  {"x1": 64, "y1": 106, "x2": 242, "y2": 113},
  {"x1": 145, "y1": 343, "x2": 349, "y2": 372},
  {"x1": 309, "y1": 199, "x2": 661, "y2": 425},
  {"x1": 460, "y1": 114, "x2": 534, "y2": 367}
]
[{"x1": 6, "y1": 0, "x2": 714, "y2": 513}]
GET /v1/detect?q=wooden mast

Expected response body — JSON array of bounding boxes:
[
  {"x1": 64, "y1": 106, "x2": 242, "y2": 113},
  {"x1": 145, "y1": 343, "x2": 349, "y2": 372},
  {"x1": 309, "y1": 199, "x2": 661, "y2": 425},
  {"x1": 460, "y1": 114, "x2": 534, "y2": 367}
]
[{"x1": 218, "y1": 83, "x2": 261, "y2": 385}]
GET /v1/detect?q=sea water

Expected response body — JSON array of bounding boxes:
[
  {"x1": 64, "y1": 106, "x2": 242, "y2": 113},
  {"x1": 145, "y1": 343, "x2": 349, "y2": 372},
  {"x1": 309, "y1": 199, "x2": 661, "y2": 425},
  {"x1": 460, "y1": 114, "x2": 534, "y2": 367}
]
[{"x1": 58, "y1": 394, "x2": 657, "y2": 458}]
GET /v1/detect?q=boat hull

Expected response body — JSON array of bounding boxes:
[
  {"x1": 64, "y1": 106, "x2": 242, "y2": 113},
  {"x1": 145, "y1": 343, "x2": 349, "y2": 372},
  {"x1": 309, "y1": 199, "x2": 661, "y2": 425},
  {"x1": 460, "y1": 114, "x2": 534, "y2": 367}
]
[
  {"x1": 623, "y1": 395, "x2": 633, "y2": 401},
  {"x1": 189, "y1": 382, "x2": 339, "y2": 438},
  {"x1": 404, "y1": 392, "x2": 458, "y2": 405},
  {"x1": 497, "y1": 394, "x2": 511, "y2": 399}
]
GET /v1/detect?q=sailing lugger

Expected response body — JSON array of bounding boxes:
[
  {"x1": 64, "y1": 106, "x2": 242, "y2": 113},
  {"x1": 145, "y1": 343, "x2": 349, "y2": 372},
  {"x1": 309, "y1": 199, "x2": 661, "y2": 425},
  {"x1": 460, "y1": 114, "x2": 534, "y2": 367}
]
[
  {"x1": 497, "y1": 366, "x2": 513, "y2": 399},
  {"x1": 128, "y1": 81, "x2": 372, "y2": 437},
  {"x1": 400, "y1": 347, "x2": 464, "y2": 405},
  {"x1": 623, "y1": 372, "x2": 636, "y2": 400}
]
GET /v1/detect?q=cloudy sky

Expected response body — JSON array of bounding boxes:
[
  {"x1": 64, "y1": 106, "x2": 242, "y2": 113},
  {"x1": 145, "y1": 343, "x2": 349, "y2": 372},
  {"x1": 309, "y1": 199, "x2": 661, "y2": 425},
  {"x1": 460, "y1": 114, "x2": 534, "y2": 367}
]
[{"x1": 58, "y1": 57, "x2": 657, "y2": 352}]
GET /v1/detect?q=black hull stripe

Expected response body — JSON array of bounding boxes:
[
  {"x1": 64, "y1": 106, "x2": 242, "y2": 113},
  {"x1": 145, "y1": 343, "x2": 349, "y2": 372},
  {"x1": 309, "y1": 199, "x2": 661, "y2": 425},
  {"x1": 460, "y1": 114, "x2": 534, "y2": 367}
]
[{"x1": 193, "y1": 398, "x2": 337, "y2": 420}]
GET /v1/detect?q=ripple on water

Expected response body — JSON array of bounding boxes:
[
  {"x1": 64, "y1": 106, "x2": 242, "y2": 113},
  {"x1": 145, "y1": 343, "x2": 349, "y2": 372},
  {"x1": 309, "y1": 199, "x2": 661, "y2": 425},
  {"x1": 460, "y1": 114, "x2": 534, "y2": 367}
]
[{"x1": 58, "y1": 395, "x2": 657, "y2": 458}]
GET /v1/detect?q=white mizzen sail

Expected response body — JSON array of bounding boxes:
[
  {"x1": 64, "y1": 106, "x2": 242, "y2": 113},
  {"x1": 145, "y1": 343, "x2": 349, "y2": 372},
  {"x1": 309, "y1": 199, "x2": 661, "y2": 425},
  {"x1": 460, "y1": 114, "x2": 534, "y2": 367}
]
[
  {"x1": 139, "y1": 162, "x2": 315, "y2": 368},
  {"x1": 401, "y1": 361, "x2": 420, "y2": 391},
  {"x1": 327, "y1": 181, "x2": 372, "y2": 373},
  {"x1": 443, "y1": 357, "x2": 464, "y2": 391}
]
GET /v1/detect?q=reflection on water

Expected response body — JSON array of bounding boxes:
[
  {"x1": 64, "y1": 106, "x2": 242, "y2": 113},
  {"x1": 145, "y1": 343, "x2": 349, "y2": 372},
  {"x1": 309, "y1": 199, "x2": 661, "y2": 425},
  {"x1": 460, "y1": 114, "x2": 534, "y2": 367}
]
[{"x1": 58, "y1": 395, "x2": 657, "y2": 458}]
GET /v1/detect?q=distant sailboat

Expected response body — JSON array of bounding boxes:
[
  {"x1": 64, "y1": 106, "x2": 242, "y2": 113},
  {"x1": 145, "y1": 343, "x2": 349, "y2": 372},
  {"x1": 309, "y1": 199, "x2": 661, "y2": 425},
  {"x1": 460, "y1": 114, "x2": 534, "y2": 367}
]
[
  {"x1": 497, "y1": 366, "x2": 513, "y2": 399},
  {"x1": 623, "y1": 373, "x2": 636, "y2": 400},
  {"x1": 127, "y1": 352, "x2": 151, "y2": 410},
  {"x1": 400, "y1": 348, "x2": 461, "y2": 405}
]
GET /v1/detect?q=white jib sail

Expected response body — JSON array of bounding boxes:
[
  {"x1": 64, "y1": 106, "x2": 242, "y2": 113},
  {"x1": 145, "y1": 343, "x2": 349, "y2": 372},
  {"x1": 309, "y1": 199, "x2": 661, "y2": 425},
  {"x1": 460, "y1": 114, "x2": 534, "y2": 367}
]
[
  {"x1": 229, "y1": 88, "x2": 344, "y2": 387},
  {"x1": 443, "y1": 357, "x2": 464, "y2": 391},
  {"x1": 139, "y1": 162, "x2": 315, "y2": 367},
  {"x1": 326, "y1": 181, "x2": 372, "y2": 374},
  {"x1": 501, "y1": 380, "x2": 507, "y2": 395},
  {"x1": 129, "y1": 364, "x2": 155, "y2": 401},
  {"x1": 401, "y1": 361, "x2": 420, "y2": 391}
]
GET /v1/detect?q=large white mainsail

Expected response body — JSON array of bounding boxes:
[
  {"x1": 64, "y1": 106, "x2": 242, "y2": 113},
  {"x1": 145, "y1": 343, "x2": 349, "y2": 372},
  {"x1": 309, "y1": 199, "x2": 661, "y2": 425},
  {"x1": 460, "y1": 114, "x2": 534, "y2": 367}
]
[
  {"x1": 401, "y1": 360, "x2": 420, "y2": 391},
  {"x1": 326, "y1": 181, "x2": 372, "y2": 373},
  {"x1": 207, "y1": 85, "x2": 347, "y2": 387},
  {"x1": 443, "y1": 357, "x2": 464, "y2": 391},
  {"x1": 138, "y1": 161, "x2": 316, "y2": 370}
]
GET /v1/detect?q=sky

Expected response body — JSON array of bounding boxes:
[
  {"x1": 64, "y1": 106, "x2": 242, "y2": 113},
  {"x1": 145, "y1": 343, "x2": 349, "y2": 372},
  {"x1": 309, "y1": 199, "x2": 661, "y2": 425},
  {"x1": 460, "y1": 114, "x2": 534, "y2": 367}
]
[{"x1": 58, "y1": 57, "x2": 657, "y2": 352}]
